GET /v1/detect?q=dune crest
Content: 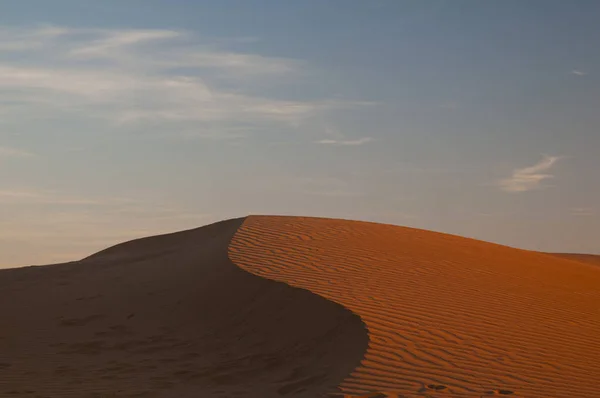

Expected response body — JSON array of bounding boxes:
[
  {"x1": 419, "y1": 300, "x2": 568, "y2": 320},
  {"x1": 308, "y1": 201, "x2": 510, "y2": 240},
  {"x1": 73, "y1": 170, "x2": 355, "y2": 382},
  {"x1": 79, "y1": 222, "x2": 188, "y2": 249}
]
[
  {"x1": 0, "y1": 217, "x2": 367, "y2": 397},
  {"x1": 229, "y1": 215, "x2": 600, "y2": 397}
]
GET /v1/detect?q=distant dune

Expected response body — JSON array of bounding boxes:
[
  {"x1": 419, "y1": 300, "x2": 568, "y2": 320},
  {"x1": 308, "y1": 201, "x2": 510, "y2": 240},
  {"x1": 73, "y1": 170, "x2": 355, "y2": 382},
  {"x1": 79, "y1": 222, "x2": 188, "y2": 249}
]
[
  {"x1": 1, "y1": 215, "x2": 599, "y2": 397},
  {"x1": 550, "y1": 253, "x2": 600, "y2": 267}
]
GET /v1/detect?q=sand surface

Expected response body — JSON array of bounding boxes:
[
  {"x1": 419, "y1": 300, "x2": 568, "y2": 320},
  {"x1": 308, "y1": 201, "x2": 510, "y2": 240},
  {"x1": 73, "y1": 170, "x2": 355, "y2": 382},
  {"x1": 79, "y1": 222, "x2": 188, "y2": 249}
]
[
  {"x1": 229, "y1": 216, "x2": 600, "y2": 397},
  {"x1": 1, "y1": 215, "x2": 599, "y2": 397}
]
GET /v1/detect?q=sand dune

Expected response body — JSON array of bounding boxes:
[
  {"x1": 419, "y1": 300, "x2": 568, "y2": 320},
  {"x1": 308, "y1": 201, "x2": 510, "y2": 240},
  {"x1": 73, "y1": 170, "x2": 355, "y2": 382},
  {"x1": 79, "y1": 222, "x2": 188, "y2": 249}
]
[
  {"x1": 0, "y1": 218, "x2": 367, "y2": 397},
  {"x1": 1, "y1": 215, "x2": 599, "y2": 397},
  {"x1": 229, "y1": 216, "x2": 600, "y2": 397},
  {"x1": 550, "y1": 253, "x2": 600, "y2": 267}
]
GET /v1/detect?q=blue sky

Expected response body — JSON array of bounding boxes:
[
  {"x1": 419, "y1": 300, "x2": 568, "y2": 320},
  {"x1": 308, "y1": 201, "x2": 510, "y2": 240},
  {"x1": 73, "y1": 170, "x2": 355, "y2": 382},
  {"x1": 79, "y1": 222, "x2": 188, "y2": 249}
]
[{"x1": 1, "y1": 0, "x2": 599, "y2": 266}]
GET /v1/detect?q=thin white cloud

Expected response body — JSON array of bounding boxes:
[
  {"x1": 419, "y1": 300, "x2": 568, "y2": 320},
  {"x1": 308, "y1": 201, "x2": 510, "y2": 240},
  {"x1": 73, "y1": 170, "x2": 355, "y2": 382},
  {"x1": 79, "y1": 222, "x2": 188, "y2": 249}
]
[
  {"x1": 314, "y1": 127, "x2": 374, "y2": 146},
  {"x1": 0, "y1": 65, "x2": 327, "y2": 125},
  {"x1": 315, "y1": 137, "x2": 373, "y2": 146},
  {"x1": 0, "y1": 146, "x2": 35, "y2": 158},
  {"x1": 64, "y1": 28, "x2": 299, "y2": 76},
  {"x1": 498, "y1": 155, "x2": 563, "y2": 192},
  {"x1": 0, "y1": 65, "x2": 143, "y2": 100},
  {"x1": 571, "y1": 69, "x2": 587, "y2": 76},
  {"x1": 68, "y1": 29, "x2": 182, "y2": 58},
  {"x1": 174, "y1": 51, "x2": 300, "y2": 76},
  {"x1": 1, "y1": 26, "x2": 287, "y2": 80},
  {"x1": 0, "y1": 25, "x2": 370, "y2": 138}
]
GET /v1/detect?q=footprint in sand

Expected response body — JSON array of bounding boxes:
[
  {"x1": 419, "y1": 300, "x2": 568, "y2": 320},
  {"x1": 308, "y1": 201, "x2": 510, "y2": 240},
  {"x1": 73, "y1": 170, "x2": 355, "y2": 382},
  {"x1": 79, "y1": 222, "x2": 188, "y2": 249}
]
[
  {"x1": 482, "y1": 390, "x2": 515, "y2": 396},
  {"x1": 427, "y1": 384, "x2": 448, "y2": 391}
]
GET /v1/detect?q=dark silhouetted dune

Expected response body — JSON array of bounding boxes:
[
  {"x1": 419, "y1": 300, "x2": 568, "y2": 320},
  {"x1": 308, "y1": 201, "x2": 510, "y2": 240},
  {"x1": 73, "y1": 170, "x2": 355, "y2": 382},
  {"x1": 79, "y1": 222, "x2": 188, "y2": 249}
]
[
  {"x1": 0, "y1": 217, "x2": 367, "y2": 397},
  {"x1": 1, "y1": 215, "x2": 599, "y2": 397}
]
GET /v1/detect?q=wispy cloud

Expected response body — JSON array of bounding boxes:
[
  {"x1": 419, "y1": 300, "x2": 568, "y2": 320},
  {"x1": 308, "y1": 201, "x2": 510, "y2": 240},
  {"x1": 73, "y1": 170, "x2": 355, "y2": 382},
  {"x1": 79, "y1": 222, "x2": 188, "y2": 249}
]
[
  {"x1": 571, "y1": 69, "x2": 587, "y2": 76},
  {"x1": 498, "y1": 155, "x2": 563, "y2": 192},
  {"x1": 314, "y1": 127, "x2": 374, "y2": 146},
  {"x1": 67, "y1": 29, "x2": 182, "y2": 58},
  {"x1": 315, "y1": 137, "x2": 373, "y2": 146},
  {"x1": 64, "y1": 28, "x2": 300, "y2": 76},
  {"x1": 0, "y1": 25, "x2": 369, "y2": 139}
]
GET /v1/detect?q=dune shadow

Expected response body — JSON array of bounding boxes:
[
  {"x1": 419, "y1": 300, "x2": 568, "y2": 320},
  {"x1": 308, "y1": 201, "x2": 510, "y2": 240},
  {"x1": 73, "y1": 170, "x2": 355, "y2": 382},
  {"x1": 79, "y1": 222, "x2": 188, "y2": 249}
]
[{"x1": 0, "y1": 217, "x2": 368, "y2": 397}]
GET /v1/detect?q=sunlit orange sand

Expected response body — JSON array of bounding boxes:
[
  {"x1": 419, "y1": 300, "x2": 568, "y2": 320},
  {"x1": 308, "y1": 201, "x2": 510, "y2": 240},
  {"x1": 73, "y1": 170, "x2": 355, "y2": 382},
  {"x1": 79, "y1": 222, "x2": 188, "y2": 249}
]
[{"x1": 1, "y1": 215, "x2": 599, "y2": 397}]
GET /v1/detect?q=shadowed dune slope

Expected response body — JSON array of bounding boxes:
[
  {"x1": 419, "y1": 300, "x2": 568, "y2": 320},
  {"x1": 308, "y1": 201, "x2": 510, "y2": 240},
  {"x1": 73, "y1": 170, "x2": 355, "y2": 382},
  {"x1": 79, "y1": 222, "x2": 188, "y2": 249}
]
[
  {"x1": 0, "y1": 218, "x2": 368, "y2": 398},
  {"x1": 229, "y1": 215, "x2": 600, "y2": 398}
]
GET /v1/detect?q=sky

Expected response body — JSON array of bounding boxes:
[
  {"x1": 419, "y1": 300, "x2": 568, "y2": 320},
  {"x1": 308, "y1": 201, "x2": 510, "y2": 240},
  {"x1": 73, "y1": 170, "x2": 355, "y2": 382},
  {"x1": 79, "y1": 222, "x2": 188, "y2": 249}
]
[{"x1": 1, "y1": 0, "x2": 599, "y2": 267}]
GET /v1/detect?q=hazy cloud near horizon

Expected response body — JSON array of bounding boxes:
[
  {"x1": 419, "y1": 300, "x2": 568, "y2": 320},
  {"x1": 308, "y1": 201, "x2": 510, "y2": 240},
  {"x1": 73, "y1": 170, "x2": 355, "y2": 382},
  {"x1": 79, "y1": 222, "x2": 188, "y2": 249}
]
[{"x1": 1, "y1": 1, "x2": 599, "y2": 266}]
